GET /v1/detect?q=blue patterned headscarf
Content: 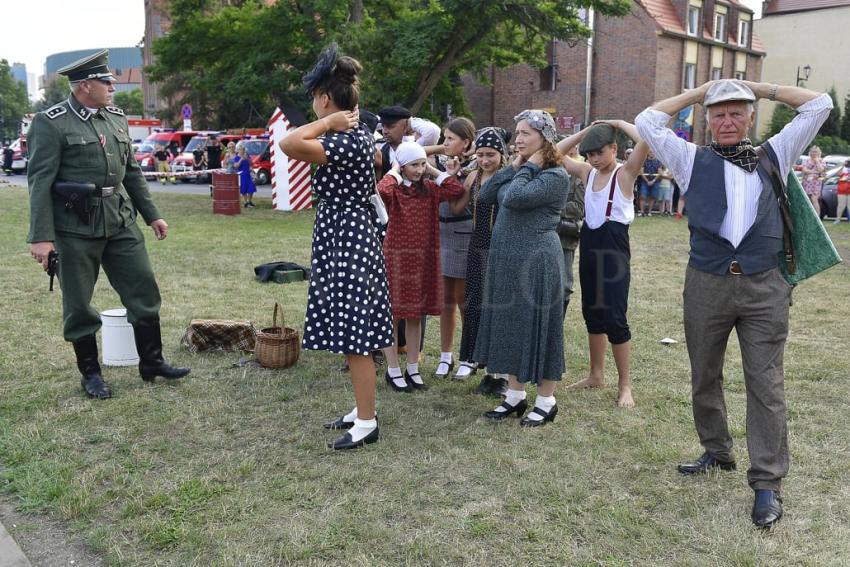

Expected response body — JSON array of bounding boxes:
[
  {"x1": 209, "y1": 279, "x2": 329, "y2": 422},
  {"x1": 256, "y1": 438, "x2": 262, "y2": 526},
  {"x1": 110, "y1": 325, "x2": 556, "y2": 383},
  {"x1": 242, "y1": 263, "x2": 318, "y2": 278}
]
[{"x1": 513, "y1": 109, "x2": 558, "y2": 144}]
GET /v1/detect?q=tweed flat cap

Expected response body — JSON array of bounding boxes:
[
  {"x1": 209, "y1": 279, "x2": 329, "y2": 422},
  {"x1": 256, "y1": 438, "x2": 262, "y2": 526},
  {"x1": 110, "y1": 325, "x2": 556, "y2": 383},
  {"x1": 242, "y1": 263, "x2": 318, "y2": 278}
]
[
  {"x1": 703, "y1": 80, "x2": 756, "y2": 107},
  {"x1": 579, "y1": 123, "x2": 617, "y2": 156}
]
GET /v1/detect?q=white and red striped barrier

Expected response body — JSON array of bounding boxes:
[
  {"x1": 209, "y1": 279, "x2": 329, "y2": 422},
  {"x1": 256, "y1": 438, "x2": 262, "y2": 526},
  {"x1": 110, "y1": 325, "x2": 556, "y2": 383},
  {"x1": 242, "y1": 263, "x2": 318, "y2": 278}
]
[
  {"x1": 144, "y1": 168, "x2": 226, "y2": 179},
  {"x1": 268, "y1": 108, "x2": 313, "y2": 211}
]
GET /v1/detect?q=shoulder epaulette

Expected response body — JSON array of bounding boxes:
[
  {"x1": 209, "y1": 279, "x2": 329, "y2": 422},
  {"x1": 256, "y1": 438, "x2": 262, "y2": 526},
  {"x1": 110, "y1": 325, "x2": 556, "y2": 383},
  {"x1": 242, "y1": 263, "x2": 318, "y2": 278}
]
[
  {"x1": 104, "y1": 106, "x2": 125, "y2": 116},
  {"x1": 45, "y1": 104, "x2": 67, "y2": 120}
]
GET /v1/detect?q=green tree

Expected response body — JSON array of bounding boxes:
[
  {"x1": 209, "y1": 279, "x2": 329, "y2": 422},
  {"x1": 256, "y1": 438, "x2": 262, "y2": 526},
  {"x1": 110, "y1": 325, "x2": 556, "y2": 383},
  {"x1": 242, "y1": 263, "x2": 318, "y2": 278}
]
[
  {"x1": 35, "y1": 76, "x2": 71, "y2": 112},
  {"x1": 345, "y1": 0, "x2": 630, "y2": 115},
  {"x1": 113, "y1": 89, "x2": 144, "y2": 115},
  {"x1": 763, "y1": 103, "x2": 796, "y2": 140},
  {"x1": 819, "y1": 86, "x2": 841, "y2": 137},
  {"x1": 840, "y1": 91, "x2": 850, "y2": 142},
  {"x1": 146, "y1": 0, "x2": 350, "y2": 129},
  {"x1": 146, "y1": 0, "x2": 630, "y2": 128},
  {"x1": 0, "y1": 59, "x2": 31, "y2": 140}
]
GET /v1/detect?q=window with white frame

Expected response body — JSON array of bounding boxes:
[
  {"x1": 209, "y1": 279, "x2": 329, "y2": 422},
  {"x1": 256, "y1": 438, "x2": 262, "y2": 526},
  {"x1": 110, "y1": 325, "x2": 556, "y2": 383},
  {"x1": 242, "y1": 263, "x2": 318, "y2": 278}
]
[
  {"x1": 688, "y1": 6, "x2": 700, "y2": 36},
  {"x1": 711, "y1": 67, "x2": 722, "y2": 80},
  {"x1": 714, "y1": 13, "x2": 727, "y2": 42},
  {"x1": 734, "y1": 71, "x2": 745, "y2": 80},
  {"x1": 683, "y1": 63, "x2": 697, "y2": 89},
  {"x1": 738, "y1": 19, "x2": 750, "y2": 47}
]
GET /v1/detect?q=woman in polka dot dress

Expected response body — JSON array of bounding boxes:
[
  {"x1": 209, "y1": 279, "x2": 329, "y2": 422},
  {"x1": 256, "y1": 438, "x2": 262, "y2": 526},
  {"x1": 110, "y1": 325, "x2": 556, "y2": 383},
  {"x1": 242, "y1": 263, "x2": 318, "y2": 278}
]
[
  {"x1": 378, "y1": 142, "x2": 466, "y2": 393},
  {"x1": 280, "y1": 44, "x2": 393, "y2": 450}
]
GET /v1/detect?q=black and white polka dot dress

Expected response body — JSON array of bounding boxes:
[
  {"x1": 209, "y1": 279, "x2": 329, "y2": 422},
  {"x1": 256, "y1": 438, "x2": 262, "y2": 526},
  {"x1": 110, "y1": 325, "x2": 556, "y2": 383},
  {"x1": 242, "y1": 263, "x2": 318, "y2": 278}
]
[{"x1": 302, "y1": 126, "x2": 394, "y2": 356}]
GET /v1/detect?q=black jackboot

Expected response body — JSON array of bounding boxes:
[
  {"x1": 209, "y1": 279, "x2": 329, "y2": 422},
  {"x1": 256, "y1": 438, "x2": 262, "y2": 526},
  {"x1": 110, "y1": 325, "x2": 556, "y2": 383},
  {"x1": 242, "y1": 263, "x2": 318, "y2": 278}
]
[
  {"x1": 72, "y1": 335, "x2": 112, "y2": 399},
  {"x1": 133, "y1": 322, "x2": 191, "y2": 382}
]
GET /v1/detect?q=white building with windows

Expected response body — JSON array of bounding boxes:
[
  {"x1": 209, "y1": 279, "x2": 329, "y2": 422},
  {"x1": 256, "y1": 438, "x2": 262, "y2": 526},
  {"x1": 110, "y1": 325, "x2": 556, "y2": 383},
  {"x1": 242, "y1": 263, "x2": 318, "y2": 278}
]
[{"x1": 755, "y1": 0, "x2": 850, "y2": 138}]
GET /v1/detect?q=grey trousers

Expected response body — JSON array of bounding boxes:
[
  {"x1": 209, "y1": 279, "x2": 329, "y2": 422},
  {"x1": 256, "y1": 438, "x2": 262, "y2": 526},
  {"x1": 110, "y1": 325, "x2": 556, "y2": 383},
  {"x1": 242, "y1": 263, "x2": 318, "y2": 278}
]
[{"x1": 683, "y1": 266, "x2": 792, "y2": 491}]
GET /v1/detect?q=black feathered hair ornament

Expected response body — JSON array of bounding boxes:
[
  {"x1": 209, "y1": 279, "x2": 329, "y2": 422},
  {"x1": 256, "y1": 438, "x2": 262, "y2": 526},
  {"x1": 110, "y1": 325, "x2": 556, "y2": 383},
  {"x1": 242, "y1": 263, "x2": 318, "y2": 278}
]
[{"x1": 303, "y1": 43, "x2": 339, "y2": 96}]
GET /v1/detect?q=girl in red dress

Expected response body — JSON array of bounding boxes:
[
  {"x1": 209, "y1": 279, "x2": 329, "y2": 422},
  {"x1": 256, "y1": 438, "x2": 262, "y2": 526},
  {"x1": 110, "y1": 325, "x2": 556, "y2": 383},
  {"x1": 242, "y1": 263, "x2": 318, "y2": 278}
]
[{"x1": 379, "y1": 142, "x2": 466, "y2": 392}]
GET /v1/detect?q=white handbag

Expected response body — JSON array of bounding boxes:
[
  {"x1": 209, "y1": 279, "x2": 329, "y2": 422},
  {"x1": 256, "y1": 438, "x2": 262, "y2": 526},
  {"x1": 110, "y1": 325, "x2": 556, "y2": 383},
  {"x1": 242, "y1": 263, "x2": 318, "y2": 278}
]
[{"x1": 370, "y1": 173, "x2": 388, "y2": 225}]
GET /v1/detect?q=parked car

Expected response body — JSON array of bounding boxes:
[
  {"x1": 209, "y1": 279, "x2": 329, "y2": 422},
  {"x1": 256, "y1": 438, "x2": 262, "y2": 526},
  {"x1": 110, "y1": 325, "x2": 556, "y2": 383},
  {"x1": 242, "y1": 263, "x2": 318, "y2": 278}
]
[
  {"x1": 823, "y1": 154, "x2": 850, "y2": 169},
  {"x1": 819, "y1": 165, "x2": 850, "y2": 220},
  {"x1": 251, "y1": 141, "x2": 273, "y2": 185},
  {"x1": 793, "y1": 154, "x2": 808, "y2": 172},
  {"x1": 10, "y1": 137, "x2": 27, "y2": 173},
  {"x1": 135, "y1": 130, "x2": 198, "y2": 173},
  {"x1": 170, "y1": 132, "x2": 221, "y2": 182}
]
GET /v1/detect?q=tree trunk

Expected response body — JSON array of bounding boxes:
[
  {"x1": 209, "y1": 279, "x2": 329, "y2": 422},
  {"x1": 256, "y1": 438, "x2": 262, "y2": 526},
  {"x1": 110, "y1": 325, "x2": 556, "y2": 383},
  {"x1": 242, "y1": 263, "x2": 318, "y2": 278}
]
[
  {"x1": 409, "y1": 30, "x2": 488, "y2": 114},
  {"x1": 351, "y1": 0, "x2": 363, "y2": 23}
]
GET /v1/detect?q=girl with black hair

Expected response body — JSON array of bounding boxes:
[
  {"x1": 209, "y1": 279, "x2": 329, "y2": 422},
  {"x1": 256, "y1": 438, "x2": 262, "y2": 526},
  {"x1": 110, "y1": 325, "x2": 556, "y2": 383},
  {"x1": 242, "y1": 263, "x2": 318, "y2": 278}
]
[{"x1": 280, "y1": 44, "x2": 393, "y2": 450}]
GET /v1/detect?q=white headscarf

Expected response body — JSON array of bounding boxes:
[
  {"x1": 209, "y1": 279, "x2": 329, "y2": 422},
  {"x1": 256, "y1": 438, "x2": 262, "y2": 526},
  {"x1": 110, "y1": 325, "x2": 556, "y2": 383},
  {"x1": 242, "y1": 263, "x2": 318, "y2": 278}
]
[{"x1": 395, "y1": 141, "x2": 427, "y2": 166}]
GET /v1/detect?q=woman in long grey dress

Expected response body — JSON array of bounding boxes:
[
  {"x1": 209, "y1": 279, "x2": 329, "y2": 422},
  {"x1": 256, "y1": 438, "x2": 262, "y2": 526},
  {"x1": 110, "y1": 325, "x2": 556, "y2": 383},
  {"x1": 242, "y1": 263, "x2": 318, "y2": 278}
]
[{"x1": 474, "y1": 110, "x2": 568, "y2": 427}]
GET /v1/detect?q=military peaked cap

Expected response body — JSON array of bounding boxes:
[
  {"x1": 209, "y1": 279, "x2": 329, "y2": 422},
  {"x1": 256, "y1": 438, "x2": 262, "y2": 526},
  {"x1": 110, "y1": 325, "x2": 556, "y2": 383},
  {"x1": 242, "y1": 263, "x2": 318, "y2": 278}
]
[{"x1": 56, "y1": 49, "x2": 116, "y2": 82}]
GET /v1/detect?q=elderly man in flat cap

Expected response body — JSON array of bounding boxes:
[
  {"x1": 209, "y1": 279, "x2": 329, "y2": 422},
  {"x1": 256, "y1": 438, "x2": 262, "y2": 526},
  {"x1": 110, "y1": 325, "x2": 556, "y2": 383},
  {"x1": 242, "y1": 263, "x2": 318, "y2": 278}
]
[
  {"x1": 636, "y1": 79, "x2": 831, "y2": 528},
  {"x1": 27, "y1": 49, "x2": 189, "y2": 400}
]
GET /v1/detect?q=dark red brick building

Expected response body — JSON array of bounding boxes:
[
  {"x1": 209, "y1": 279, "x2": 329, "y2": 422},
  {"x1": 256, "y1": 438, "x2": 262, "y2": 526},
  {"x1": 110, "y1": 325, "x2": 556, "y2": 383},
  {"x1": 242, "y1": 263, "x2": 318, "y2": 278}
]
[{"x1": 463, "y1": 0, "x2": 765, "y2": 145}]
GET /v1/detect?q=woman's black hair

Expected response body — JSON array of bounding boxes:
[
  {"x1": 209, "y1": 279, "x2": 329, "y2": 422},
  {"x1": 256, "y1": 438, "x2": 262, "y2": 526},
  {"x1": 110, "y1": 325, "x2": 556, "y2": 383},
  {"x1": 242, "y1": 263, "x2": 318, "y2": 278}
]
[{"x1": 302, "y1": 43, "x2": 362, "y2": 111}]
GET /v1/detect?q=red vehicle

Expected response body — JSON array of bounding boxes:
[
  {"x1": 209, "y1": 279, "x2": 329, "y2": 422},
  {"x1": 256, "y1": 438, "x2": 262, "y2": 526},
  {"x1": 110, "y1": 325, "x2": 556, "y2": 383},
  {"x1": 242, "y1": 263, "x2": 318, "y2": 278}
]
[
  {"x1": 10, "y1": 137, "x2": 27, "y2": 173},
  {"x1": 135, "y1": 130, "x2": 198, "y2": 173},
  {"x1": 251, "y1": 140, "x2": 273, "y2": 185},
  {"x1": 169, "y1": 131, "x2": 222, "y2": 182}
]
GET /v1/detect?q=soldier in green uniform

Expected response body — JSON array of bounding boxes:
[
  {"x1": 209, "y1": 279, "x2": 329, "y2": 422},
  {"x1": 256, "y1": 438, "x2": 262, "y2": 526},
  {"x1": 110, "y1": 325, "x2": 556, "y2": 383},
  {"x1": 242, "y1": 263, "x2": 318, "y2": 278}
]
[{"x1": 27, "y1": 49, "x2": 190, "y2": 399}]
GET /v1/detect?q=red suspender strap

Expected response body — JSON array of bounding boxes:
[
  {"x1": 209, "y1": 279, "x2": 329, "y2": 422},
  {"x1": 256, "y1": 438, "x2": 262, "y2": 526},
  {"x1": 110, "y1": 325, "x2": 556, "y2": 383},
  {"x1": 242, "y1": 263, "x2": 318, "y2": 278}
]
[{"x1": 604, "y1": 167, "x2": 621, "y2": 220}]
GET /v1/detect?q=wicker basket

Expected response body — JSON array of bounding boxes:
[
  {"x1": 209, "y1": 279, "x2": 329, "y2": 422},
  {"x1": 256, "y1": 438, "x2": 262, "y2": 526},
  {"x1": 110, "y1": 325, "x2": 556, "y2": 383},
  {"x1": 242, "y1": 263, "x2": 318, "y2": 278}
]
[{"x1": 255, "y1": 303, "x2": 300, "y2": 369}]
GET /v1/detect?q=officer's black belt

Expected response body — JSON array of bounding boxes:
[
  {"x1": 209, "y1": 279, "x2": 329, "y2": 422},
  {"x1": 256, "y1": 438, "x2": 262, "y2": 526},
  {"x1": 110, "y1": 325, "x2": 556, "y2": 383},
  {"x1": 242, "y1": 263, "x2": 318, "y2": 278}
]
[{"x1": 439, "y1": 215, "x2": 473, "y2": 223}]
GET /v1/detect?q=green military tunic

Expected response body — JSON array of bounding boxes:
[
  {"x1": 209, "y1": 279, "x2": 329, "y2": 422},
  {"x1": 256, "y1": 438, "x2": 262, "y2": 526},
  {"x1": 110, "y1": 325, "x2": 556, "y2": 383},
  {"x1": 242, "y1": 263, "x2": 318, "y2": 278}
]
[{"x1": 27, "y1": 94, "x2": 164, "y2": 341}]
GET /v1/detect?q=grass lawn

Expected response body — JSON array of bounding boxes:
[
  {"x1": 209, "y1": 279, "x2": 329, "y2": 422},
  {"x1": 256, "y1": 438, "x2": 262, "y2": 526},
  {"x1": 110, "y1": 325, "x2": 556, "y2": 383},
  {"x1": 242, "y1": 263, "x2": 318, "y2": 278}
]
[{"x1": 1, "y1": 185, "x2": 849, "y2": 566}]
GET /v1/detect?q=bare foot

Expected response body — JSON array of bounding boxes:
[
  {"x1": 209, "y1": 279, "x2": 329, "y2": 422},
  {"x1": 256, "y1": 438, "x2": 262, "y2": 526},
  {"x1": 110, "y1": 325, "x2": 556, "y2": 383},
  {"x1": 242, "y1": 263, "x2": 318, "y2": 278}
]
[
  {"x1": 567, "y1": 376, "x2": 605, "y2": 389},
  {"x1": 617, "y1": 387, "x2": 635, "y2": 409}
]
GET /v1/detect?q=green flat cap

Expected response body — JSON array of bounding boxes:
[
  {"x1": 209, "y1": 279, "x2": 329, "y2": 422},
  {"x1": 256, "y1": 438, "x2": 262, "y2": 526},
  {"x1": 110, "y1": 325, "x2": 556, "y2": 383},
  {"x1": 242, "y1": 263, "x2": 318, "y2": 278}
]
[
  {"x1": 579, "y1": 123, "x2": 616, "y2": 157},
  {"x1": 56, "y1": 49, "x2": 116, "y2": 82}
]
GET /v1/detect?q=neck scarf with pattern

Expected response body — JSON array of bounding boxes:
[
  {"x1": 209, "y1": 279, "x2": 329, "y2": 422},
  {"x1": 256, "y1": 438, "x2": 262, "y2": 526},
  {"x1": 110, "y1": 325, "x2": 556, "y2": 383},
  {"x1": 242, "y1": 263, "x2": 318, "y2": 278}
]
[{"x1": 710, "y1": 138, "x2": 758, "y2": 173}]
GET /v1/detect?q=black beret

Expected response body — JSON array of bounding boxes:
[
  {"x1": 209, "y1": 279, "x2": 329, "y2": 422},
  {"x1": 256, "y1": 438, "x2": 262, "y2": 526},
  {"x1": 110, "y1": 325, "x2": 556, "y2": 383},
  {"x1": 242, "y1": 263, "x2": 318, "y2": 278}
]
[{"x1": 378, "y1": 106, "x2": 412, "y2": 124}]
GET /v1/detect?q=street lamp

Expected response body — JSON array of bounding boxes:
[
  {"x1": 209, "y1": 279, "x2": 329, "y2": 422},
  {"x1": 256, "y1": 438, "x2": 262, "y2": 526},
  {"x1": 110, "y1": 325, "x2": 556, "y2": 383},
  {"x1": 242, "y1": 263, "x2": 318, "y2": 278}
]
[{"x1": 796, "y1": 64, "x2": 811, "y2": 87}]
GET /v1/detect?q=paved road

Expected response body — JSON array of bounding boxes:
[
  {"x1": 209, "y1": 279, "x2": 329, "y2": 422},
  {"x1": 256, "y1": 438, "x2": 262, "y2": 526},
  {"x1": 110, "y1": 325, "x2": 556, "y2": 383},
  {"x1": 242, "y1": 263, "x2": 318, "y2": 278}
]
[{"x1": 1, "y1": 172, "x2": 274, "y2": 197}]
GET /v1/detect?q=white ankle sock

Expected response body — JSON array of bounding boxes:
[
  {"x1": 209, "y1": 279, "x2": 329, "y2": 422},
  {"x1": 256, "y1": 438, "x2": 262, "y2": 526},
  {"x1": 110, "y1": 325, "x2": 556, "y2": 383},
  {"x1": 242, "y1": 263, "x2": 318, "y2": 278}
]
[
  {"x1": 406, "y1": 363, "x2": 423, "y2": 385},
  {"x1": 494, "y1": 388, "x2": 527, "y2": 413},
  {"x1": 527, "y1": 394, "x2": 556, "y2": 421},
  {"x1": 348, "y1": 418, "x2": 377, "y2": 442},
  {"x1": 388, "y1": 366, "x2": 407, "y2": 388},
  {"x1": 455, "y1": 361, "x2": 473, "y2": 378},
  {"x1": 343, "y1": 407, "x2": 358, "y2": 422},
  {"x1": 440, "y1": 352, "x2": 453, "y2": 364}
]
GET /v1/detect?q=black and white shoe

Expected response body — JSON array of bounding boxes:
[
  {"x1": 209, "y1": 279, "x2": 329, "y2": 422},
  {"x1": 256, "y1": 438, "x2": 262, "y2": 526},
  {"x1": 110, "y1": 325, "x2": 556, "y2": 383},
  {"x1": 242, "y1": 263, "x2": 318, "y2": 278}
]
[
  {"x1": 329, "y1": 426, "x2": 380, "y2": 450},
  {"x1": 406, "y1": 370, "x2": 428, "y2": 391},
  {"x1": 453, "y1": 361, "x2": 476, "y2": 380},
  {"x1": 484, "y1": 399, "x2": 528, "y2": 420},
  {"x1": 520, "y1": 405, "x2": 558, "y2": 427},
  {"x1": 323, "y1": 415, "x2": 354, "y2": 430},
  {"x1": 385, "y1": 370, "x2": 412, "y2": 393},
  {"x1": 435, "y1": 360, "x2": 454, "y2": 378}
]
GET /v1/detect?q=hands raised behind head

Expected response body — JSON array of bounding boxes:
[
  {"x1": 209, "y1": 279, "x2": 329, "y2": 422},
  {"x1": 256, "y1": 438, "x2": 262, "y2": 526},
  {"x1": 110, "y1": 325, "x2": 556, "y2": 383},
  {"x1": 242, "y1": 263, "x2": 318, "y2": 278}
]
[
  {"x1": 445, "y1": 156, "x2": 462, "y2": 177},
  {"x1": 425, "y1": 163, "x2": 442, "y2": 179},
  {"x1": 527, "y1": 150, "x2": 545, "y2": 167},
  {"x1": 592, "y1": 119, "x2": 622, "y2": 129},
  {"x1": 323, "y1": 106, "x2": 359, "y2": 132}
]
